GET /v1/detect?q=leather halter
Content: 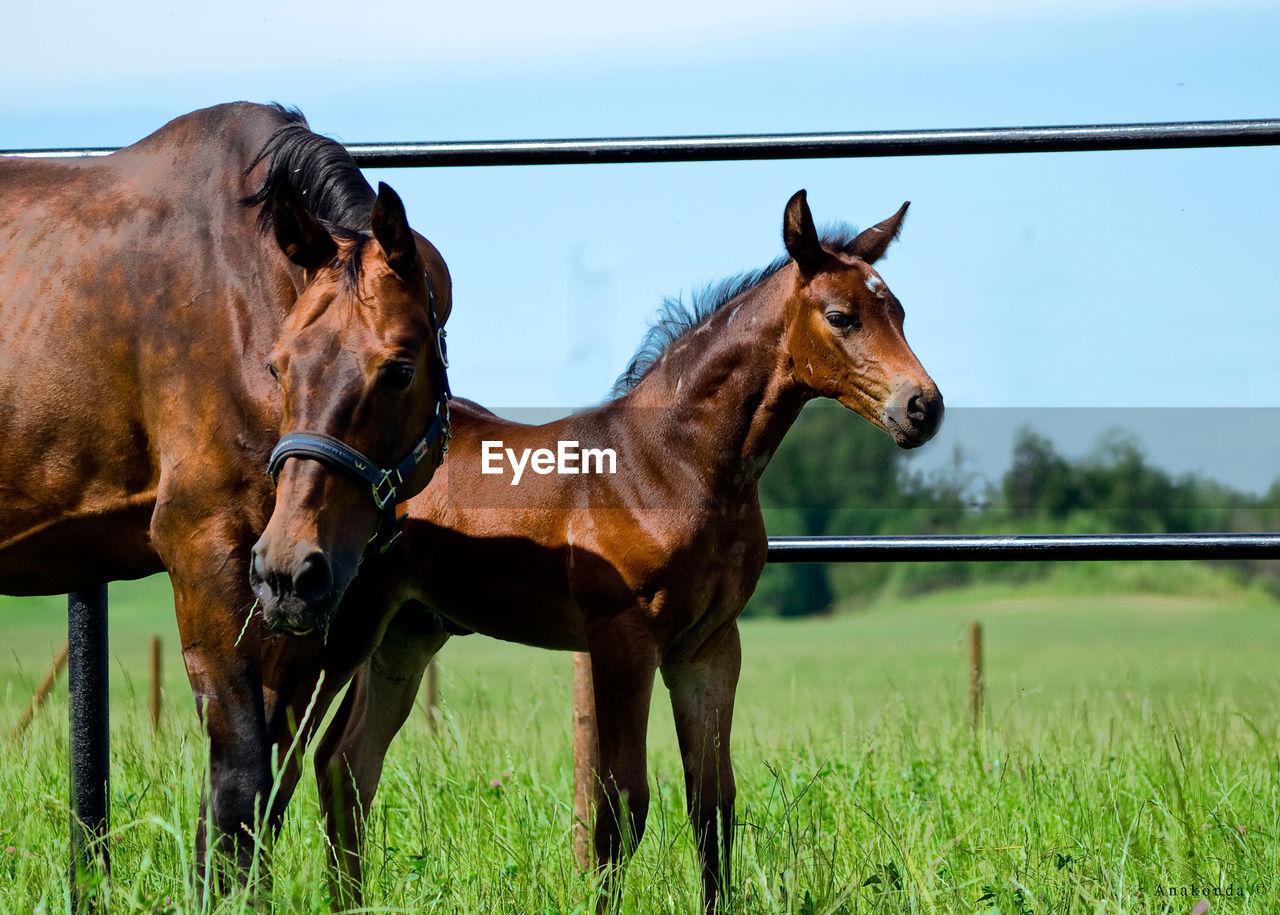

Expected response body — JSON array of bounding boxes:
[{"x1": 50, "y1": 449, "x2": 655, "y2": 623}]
[{"x1": 266, "y1": 271, "x2": 451, "y2": 555}]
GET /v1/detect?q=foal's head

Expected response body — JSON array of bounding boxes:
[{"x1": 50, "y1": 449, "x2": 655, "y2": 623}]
[
  {"x1": 251, "y1": 182, "x2": 452, "y2": 636},
  {"x1": 780, "y1": 191, "x2": 942, "y2": 448}
]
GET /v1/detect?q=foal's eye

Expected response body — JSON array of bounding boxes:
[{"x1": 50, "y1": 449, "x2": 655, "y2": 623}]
[
  {"x1": 267, "y1": 362, "x2": 280, "y2": 382},
  {"x1": 825, "y1": 311, "x2": 859, "y2": 330},
  {"x1": 382, "y1": 361, "x2": 416, "y2": 391}
]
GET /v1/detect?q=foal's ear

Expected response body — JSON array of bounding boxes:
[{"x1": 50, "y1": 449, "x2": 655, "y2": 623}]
[
  {"x1": 783, "y1": 189, "x2": 824, "y2": 277},
  {"x1": 371, "y1": 183, "x2": 419, "y2": 278},
  {"x1": 851, "y1": 202, "x2": 910, "y2": 264},
  {"x1": 270, "y1": 181, "x2": 337, "y2": 271}
]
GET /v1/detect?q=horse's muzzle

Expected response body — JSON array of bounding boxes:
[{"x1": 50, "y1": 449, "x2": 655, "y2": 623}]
[
  {"x1": 884, "y1": 382, "x2": 944, "y2": 449},
  {"x1": 249, "y1": 543, "x2": 344, "y2": 637}
]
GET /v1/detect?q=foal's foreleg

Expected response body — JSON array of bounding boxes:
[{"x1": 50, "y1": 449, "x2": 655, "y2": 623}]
[
  {"x1": 313, "y1": 604, "x2": 449, "y2": 907},
  {"x1": 662, "y1": 623, "x2": 742, "y2": 913},
  {"x1": 587, "y1": 624, "x2": 658, "y2": 910},
  {"x1": 258, "y1": 641, "x2": 351, "y2": 839}
]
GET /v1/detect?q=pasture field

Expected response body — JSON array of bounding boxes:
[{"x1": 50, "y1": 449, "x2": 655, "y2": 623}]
[{"x1": 2, "y1": 568, "x2": 1279, "y2": 913}]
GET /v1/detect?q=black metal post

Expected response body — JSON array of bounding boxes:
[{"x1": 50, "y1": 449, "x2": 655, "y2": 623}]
[{"x1": 68, "y1": 585, "x2": 109, "y2": 912}]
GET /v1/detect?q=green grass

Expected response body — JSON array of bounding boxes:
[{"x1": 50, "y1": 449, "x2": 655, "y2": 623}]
[{"x1": 2, "y1": 575, "x2": 1279, "y2": 913}]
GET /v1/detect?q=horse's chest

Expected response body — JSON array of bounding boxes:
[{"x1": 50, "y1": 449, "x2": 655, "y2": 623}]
[{"x1": 657, "y1": 534, "x2": 764, "y2": 633}]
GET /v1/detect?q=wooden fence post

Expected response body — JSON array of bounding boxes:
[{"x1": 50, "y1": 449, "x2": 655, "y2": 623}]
[
  {"x1": 10, "y1": 641, "x2": 69, "y2": 741},
  {"x1": 424, "y1": 659, "x2": 439, "y2": 728},
  {"x1": 969, "y1": 620, "x2": 983, "y2": 730},
  {"x1": 572, "y1": 652, "x2": 598, "y2": 872},
  {"x1": 149, "y1": 636, "x2": 162, "y2": 733}
]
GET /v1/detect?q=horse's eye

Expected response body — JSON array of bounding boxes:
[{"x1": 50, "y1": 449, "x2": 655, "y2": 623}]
[
  {"x1": 382, "y1": 361, "x2": 416, "y2": 391},
  {"x1": 267, "y1": 361, "x2": 280, "y2": 382},
  {"x1": 825, "y1": 311, "x2": 859, "y2": 330}
]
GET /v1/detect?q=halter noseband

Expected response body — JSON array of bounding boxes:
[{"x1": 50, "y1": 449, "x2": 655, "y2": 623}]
[{"x1": 266, "y1": 272, "x2": 452, "y2": 555}]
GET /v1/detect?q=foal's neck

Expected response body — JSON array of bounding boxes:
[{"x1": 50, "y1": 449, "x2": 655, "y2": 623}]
[{"x1": 625, "y1": 266, "x2": 807, "y2": 501}]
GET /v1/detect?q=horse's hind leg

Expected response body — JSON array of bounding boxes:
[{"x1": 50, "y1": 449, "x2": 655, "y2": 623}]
[
  {"x1": 661, "y1": 622, "x2": 742, "y2": 914},
  {"x1": 313, "y1": 602, "x2": 449, "y2": 908}
]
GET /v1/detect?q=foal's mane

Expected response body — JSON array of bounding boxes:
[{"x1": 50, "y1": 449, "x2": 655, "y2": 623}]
[
  {"x1": 240, "y1": 105, "x2": 377, "y2": 284},
  {"x1": 611, "y1": 226, "x2": 862, "y2": 398}
]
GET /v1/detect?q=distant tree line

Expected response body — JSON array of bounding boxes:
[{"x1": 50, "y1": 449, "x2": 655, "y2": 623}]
[{"x1": 750, "y1": 403, "x2": 1280, "y2": 617}]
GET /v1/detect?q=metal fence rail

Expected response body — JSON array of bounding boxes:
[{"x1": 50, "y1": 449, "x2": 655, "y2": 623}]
[
  {"x1": 7, "y1": 118, "x2": 1280, "y2": 166},
  {"x1": 767, "y1": 532, "x2": 1280, "y2": 563}
]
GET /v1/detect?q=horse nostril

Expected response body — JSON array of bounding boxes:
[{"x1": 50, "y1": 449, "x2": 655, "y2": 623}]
[
  {"x1": 251, "y1": 550, "x2": 268, "y2": 584},
  {"x1": 907, "y1": 393, "x2": 926, "y2": 423},
  {"x1": 292, "y1": 552, "x2": 333, "y2": 605}
]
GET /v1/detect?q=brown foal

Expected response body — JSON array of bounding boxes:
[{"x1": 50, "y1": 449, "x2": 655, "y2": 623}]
[{"x1": 303, "y1": 190, "x2": 942, "y2": 909}]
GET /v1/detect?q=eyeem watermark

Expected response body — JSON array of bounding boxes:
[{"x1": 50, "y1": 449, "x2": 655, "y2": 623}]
[{"x1": 481, "y1": 440, "x2": 617, "y2": 485}]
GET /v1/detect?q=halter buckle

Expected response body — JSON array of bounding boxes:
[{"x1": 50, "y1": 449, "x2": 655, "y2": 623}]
[
  {"x1": 371, "y1": 470, "x2": 399, "y2": 510},
  {"x1": 436, "y1": 327, "x2": 449, "y2": 368},
  {"x1": 439, "y1": 401, "x2": 451, "y2": 461}
]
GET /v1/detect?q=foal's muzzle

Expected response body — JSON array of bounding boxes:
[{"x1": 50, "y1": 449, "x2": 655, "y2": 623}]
[
  {"x1": 249, "y1": 544, "x2": 344, "y2": 637},
  {"x1": 884, "y1": 382, "x2": 944, "y2": 448}
]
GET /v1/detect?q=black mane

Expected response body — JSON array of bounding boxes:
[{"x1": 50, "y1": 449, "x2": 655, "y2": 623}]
[
  {"x1": 240, "y1": 104, "x2": 376, "y2": 242},
  {"x1": 611, "y1": 226, "x2": 861, "y2": 398}
]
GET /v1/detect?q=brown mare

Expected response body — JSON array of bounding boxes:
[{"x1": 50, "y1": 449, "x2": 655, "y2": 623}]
[
  {"x1": 303, "y1": 191, "x2": 943, "y2": 909},
  {"x1": 0, "y1": 102, "x2": 452, "y2": 873}
]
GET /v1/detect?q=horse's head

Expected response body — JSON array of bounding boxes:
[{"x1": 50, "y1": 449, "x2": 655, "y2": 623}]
[
  {"x1": 251, "y1": 182, "x2": 452, "y2": 636},
  {"x1": 780, "y1": 190, "x2": 942, "y2": 448}
]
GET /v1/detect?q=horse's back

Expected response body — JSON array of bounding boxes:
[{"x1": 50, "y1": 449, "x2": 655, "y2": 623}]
[
  {"x1": 2, "y1": 101, "x2": 287, "y2": 213},
  {"x1": 0, "y1": 103, "x2": 293, "y2": 594},
  {"x1": 0, "y1": 101, "x2": 291, "y2": 382},
  {"x1": 114, "y1": 101, "x2": 292, "y2": 181}
]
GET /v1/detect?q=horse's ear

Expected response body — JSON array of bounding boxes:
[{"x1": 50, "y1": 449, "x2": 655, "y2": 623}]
[
  {"x1": 851, "y1": 201, "x2": 909, "y2": 264},
  {"x1": 783, "y1": 190, "x2": 824, "y2": 277},
  {"x1": 371, "y1": 183, "x2": 419, "y2": 278},
  {"x1": 270, "y1": 181, "x2": 337, "y2": 271}
]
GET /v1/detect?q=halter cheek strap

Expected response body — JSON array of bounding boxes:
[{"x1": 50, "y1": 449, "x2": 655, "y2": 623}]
[{"x1": 265, "y1": 271, "x2": 452, "y2": 555}]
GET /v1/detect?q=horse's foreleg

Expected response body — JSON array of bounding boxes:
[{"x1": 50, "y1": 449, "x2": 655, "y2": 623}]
[
  {"x1": 156, "y1": 499, "x2": 277, "y2": 895},
  {"x1": 587, "y1": 620, "x2": 658, "y2": 911},
  {"x1": 171, "y1": 580, "x2": 273, "y2": 886},
  {"x1": 313, "y1": 603, "x2": 449, "y2": 908},
  {"x1": 661, "y1": 622, "x2": 742, "y2": 914}
]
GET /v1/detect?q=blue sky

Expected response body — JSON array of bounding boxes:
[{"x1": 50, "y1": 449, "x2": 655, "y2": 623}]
[{"x1": 4, "y1": 0, "x2": 1278, "y2": 490}]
